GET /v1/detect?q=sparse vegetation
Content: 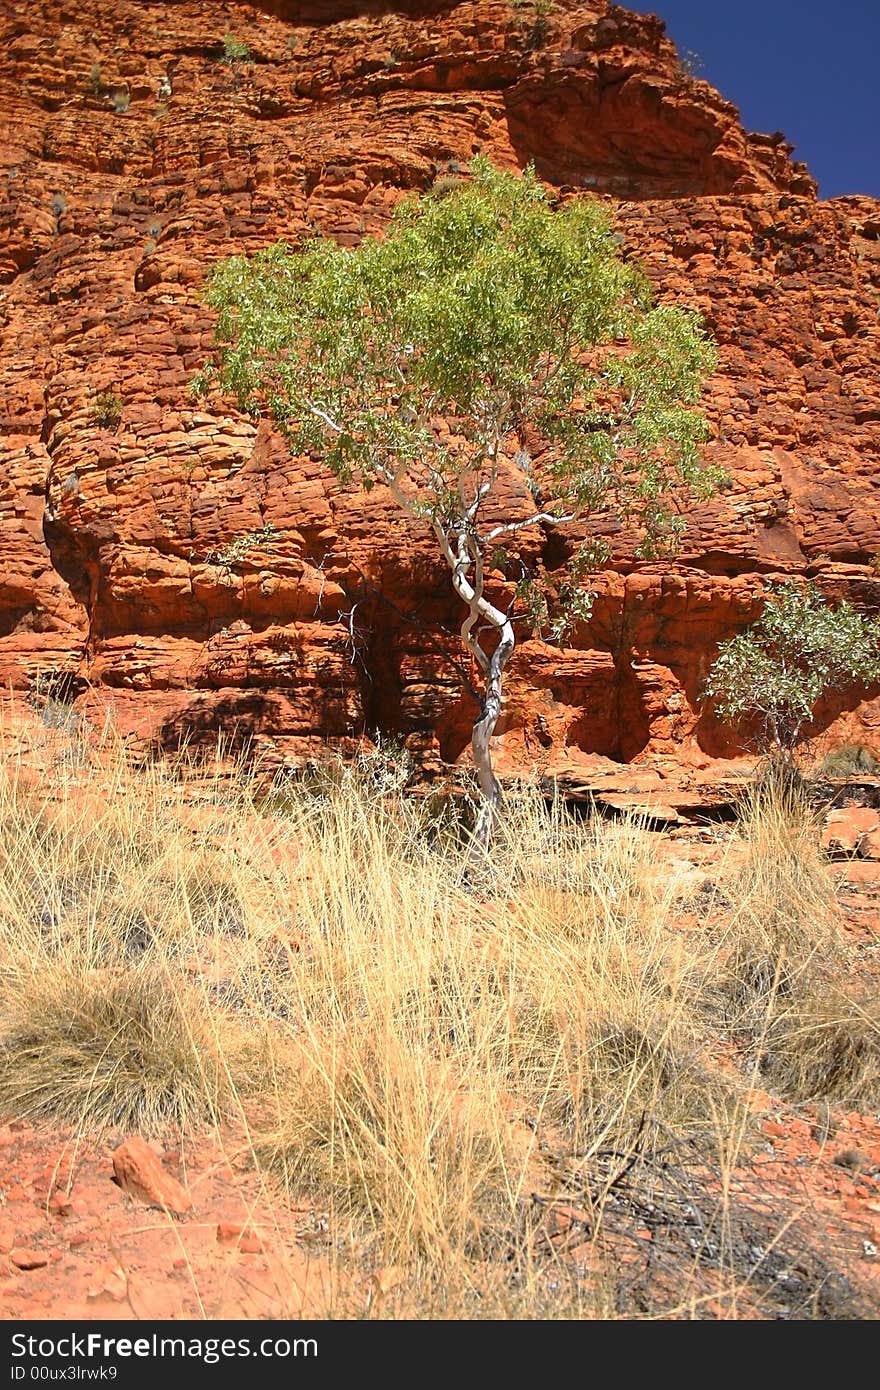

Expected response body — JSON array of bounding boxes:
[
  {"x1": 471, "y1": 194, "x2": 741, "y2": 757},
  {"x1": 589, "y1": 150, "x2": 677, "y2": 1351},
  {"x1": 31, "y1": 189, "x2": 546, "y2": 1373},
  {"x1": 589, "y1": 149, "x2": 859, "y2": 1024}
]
[
  {"x1": 221, "y1": 33, "x2": 252, "y2": 66},
  {"x1": 91, "y1": 389, "x2": 123, "y2": 431},
  {"x1": 511, "y1": 0, "x2": 556, "y2": 50},
  {"x1": 203, "y1": 523, "x2": 278, "y2": 567},
  {"x1": 705, "y1": 580, "x2": 880, "y2": 758},
  {"x1": 0, "y1": 710, "x2": 876, "y2": 1316},
  {"x1": 677, "y1": 48, "x2": 705, "y2": 81},
  {"x1": 718, "y1": 772, "x2": 880, "y2": 1107}
]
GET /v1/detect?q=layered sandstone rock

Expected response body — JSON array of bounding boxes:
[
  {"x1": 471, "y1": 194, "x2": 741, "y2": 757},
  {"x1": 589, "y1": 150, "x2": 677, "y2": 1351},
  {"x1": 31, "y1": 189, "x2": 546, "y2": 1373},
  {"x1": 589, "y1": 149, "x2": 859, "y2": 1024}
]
[{"x1": 1, "y1": 0, "x2": 879, "y2": 774}]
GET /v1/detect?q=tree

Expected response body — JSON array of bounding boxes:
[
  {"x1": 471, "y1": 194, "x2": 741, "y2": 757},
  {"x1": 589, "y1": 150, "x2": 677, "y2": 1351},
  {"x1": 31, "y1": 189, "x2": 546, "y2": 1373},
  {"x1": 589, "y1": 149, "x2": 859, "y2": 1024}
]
[
  {"x1": 704, "y1": 580, "x2": 880, "y2": 758},
  {"x1": 196, "y1": 158, "x2": 719, "y2": 848}
]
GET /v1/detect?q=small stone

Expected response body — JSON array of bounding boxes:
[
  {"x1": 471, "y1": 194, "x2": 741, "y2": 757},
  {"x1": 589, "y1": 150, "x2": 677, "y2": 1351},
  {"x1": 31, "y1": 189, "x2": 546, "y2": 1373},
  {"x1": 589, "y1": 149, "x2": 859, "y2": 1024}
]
[
  {"x1": 111, "y1": 1137, "x2": 192, "y2": 1216},
  {"x1": 216, "y1": 1220, "x2": 243, "y2": 1246},
  {"x1": 858, "y1": 827, "x2": 880, "y2": 860},
  {"x1": 822, "y1": 809, "x2": 880, "y2": 856},
  {"x1": 86, "y1": 1262, "x2": 127, "y2": 1303},
  {"x1": 47, "y1": 1191, "x2": 73, "y2": 1217},
  {"x1": 10, "y1": 1248, "x2": 49, "y2": 1271},
  {"x1": 216, "y1": 1221, "x2": 263, "y2": 1253}
]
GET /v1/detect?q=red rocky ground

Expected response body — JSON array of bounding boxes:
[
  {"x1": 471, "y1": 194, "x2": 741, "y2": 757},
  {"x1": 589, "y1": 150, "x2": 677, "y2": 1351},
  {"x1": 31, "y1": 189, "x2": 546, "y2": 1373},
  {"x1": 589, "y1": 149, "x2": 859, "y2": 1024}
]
[{"x1": 0, "y1": 1121, "x2": 337, "y2": 1319}]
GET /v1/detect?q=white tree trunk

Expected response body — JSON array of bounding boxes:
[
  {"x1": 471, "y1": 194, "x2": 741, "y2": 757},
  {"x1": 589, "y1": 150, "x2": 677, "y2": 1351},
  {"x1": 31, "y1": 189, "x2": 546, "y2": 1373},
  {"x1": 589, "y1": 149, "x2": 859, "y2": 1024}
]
[
  {"x1": 471, "y1": 615, "x2": 515, "y2": 851},
  {"x1": 425, "y1": 514, "x2": 521, "y2": 855}
]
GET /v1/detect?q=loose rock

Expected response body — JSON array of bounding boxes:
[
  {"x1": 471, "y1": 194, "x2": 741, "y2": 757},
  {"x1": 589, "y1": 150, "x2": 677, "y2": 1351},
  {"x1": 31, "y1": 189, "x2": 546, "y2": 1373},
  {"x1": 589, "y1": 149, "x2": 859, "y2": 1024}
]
[
  {"x1": 10, "y1": 1249, "x2": 49, "y2": 1271},
  {"x1": 111, "y1": 1138, "x2": 192, "y2": 1216}
]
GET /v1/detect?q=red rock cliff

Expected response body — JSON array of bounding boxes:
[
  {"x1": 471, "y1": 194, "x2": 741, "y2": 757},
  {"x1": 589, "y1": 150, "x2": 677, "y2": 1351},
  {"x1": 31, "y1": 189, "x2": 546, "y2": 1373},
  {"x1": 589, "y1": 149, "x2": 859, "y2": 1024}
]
[{"x1": 2, "y1": 0, "x2": 879, "y2": 773}]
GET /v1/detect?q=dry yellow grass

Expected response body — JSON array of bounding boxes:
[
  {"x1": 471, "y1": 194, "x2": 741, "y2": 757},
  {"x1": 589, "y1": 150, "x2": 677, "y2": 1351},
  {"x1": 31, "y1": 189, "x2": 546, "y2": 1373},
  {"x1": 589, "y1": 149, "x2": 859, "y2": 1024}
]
[
  {"x1": 0, "y1": 710, "x2": 875, "y2": 1316},
  {"x1": 716, "y1": 769, "x2": 880, "y2": 1105}
]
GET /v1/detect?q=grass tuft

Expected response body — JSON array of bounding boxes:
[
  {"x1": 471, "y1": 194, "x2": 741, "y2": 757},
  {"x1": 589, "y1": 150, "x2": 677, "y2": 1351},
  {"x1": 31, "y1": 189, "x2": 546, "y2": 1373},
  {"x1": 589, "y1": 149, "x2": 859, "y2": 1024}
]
[
  {"x1": 716, "y1": 769, "x2": 880, "y2": 1106},
  {"x1": 0, "y1": 963, "x2": 233, "y2": 1133}
]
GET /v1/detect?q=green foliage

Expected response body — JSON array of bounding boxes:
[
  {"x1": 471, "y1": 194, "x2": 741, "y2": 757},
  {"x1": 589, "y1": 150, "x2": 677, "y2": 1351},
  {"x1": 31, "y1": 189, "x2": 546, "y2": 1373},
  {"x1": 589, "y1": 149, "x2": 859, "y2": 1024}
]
[
  {"x1": 91, "y1": 390, "x2": 123, "y2": 431},
  {"x1": 677, "y1": 48, "x2": 704, "y2": 80},
  {"x1": 221, "y1": 33, "x2": 252, "y2": 65},
  {"x1": 204, "y1": 524, "x2": 277, "y2": 567},
  {"x1": 705, "y1": 581, "x2": 880, "y2": 752},
  {"x1": 511, "y1": 0, "x2": 556, "y2": 49},
  {"x1": 198, "y1": 157, "x2": 718, "y2": 641}
]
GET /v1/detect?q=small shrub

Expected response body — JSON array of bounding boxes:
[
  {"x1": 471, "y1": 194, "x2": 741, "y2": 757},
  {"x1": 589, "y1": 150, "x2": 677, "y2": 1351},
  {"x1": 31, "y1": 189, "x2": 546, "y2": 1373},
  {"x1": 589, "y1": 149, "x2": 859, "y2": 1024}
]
[
  {"x1": 763, "y1": 988, "x2": 880, "y2": 1107},
  {"x1": 0, "y1": 964, "x2": 234, "y2": 1133},
  {"x1": 511, "y1": 0, "x2": 555, "y2": 50},
  {"x1": 91, "y1": 389, "x2": 123, "y2": 431},
  {"x1": 204, "y1": 524, "x2": 277, "y2": 567},
  {"x1": 346, "y1": 735, "x2": 414, "y2": 796},
  {"x1": 26, "y1": 668, "x2": 84, "y2": 722},
  {"x1": 820, "y1": 743, "x2": 880, "y2": 779},
  {"x1": 40, "y1": 698, "x2": 80, "y2": 734},
  {"x1": 677, "y1": 48, "x2": 705, "y2": 80},
  {"x1": 264, "y1": 737, "x2": 414, "y2": 817},
  {"x1": 716, "y1": 773, "x2": 880, "y2": 1106},
  {"x1": 221, "y1": 33, "x2": 252, "y2": 65},
  {"x1": 430, "y1": 173, "x2": 467, "y2": 198},
  {"x1": 704, "y1": 580, "x2": 880, "y2": 756}
]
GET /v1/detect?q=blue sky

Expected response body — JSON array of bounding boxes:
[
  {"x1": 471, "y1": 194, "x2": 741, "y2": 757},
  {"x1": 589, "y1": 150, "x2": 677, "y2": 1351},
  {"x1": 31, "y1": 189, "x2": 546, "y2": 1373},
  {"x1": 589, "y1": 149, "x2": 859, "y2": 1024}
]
[{"x1": 625, "y1": 1, "x2": 879, "y2": 198}]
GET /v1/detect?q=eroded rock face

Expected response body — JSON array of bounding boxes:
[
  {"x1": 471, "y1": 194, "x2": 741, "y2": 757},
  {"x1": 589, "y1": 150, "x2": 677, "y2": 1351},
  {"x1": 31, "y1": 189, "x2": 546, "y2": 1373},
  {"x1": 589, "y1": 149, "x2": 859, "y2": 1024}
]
[{"x1": 1, "y1": 0, "x2": 879, "y2": 774}]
